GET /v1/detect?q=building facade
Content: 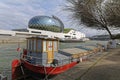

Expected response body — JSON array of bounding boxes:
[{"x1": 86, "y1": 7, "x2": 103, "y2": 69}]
[
  {"x1": 27, "y1": 15, "x2": 86, "y2": 40},
  {"x1": 28, "y1": 28, "x2": 85, "y2": 40},
  {"x1": 0, "y1": 15, "x2": 86, "y2": 40}
]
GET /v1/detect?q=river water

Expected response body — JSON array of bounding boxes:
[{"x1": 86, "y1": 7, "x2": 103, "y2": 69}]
[{"x1": 0, "y1": 40, "x2": 108, "y2": 79}]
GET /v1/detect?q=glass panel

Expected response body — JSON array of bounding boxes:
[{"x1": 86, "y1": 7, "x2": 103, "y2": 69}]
[
  {"x1": 48, "y1": 41, "x2": 52, "y2": 51},
  {"x1": 43, "y1": 40, "x2": 46, "y2": 52},
  {"x1": 31, "y1": 39, "x2": 33, "y2": 51},
  {"x1": 37, "y1": 40, "x2": 41, "y2": 52},
  {"x1": 33, "y1": 39, "x2": 36, "y2": 51},
  {"x1": 29, "y1": 39, "x2": 31, "y2": 51},
  {"x1": 54, "y1": 41, "x2": 57, "y2": 51},
  {"x1": 27, "y1": 40, "x2": 29, "y2": 50}
]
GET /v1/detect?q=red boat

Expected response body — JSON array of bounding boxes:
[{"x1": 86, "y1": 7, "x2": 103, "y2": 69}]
[{"x1": 12, "y1": 37, "x2": 80, "y2": 80}]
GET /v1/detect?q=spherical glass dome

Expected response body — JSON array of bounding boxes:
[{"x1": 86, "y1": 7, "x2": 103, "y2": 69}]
[{"x1": 28, "y1": 16, "x2": 64, "y2": 32}]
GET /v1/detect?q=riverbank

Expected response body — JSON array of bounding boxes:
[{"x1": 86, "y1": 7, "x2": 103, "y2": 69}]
[
  {"x1": 0, "y1": 40, "x2": 119, "y2": 80},
  {"x1": 0, "y1": 36, "x2": 26, "y2": 44},
  {"x1": 53, "y1": 47, "x2": 120, "y2": 80}
]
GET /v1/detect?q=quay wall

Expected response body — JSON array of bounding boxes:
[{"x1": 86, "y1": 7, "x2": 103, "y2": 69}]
[{"x1": 0, "y1": 36, "x2": 26, "y2": 44}]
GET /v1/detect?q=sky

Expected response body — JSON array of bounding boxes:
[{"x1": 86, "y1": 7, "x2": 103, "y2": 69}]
[
  {"x1": 0, "y1": 0, "x2": 119, "y2": 37},
  {"x1": 0, "y1": 0, "x2": 66, "y2": 29}
]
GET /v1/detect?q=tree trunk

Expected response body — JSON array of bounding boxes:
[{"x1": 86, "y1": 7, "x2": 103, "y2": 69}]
[{"x1": 104, "y1": 26, "x2": 113, "y2": 39}]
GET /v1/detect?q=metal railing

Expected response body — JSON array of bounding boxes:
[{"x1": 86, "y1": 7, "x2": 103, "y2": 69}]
[{"x1": 20, "y1": 53, "x2": 79, "y2": 67}]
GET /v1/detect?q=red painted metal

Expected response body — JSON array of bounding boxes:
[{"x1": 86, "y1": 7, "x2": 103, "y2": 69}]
[
  {"x1": 12, "y1": 59, "x2": 21, "y2": 80},
  {"x1": 21, "y1": 59, "x2": 78, "y2": 75},
  {"x1": 23, "y1": 49, "x2": 27, "y2": 58},
  {"x1": 20, "y1": 49, "x2": 79, "y2": 75},
  {"x1": 12, "y1": 49, "x2": 79, "y2": 79}
]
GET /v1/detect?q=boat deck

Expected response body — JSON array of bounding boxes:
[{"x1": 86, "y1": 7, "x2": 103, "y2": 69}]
[
  {"x1": 59, "y1": 45, "x2": 102, "y2": 59},
  {"x1": 60, "y1": 48, "x2": 88, "y2": 54},
  {"x1": 54, "y1": 52, "x2": 71, "y2": 65},
  {"x1": 59, "y1": 48, "x2": 89, "y2": 59}
]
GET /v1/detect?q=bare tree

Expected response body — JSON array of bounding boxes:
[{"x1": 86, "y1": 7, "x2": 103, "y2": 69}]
[{"x1": 65, "y1": 0, "x2": 120, "y2": 39}]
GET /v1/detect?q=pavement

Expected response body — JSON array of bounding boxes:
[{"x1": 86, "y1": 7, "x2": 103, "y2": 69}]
[{"x1": 53, "y1": 47, "x2": 120, "y2": 80}]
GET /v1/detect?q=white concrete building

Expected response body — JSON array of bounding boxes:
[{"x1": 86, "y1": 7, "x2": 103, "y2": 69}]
[
  {"x1": 63, "y1": 30, "x2": 85, "y2": 39},
  {"x1": 28, "y1": 28, "x2": 86, "y2": 40},
  {"x1": 0, "y1": 28, "x2": 86, "y2": 40}
]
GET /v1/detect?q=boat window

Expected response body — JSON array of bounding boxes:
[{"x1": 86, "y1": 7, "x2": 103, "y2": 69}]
[
  {"x1": 48, "y1": 41, "x2": 53, "y2": 51},
  {"x1": 31, "y1": 39, "x2": 33, "y2": 51},
  {"x1": 37, "y1": 39, "x2": 41, "y2": 52},
  {"x1": 43, "y1": 40, "x2": 47, "y2": 52},
  {"x1": 27, "y1": 39, "x2": 29, "y2": 50},
  {"x1": 29, "y1": 39, "x2": 32, "y2": 51},
  {"x1": 33, "y1": 39, "x2": 36, "y2": 52},
  {"x1": 54, "y1": 41, "x2": 57, "y2": 51}
]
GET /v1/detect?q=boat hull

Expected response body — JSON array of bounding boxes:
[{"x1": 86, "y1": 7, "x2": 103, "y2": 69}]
[
  {"x1": 21, "y1": 59, "x2": 79, "y2": 76},
  {"x1": 12, "y1": 51, "x2": 79, "y2": 80}
]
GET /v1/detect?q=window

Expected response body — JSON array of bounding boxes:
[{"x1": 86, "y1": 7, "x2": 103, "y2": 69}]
[
  {"x1": 37, "y1": 39, "x2": 41, "y2": 52},
  {"x1": 73, "y1": 34, "x2": 76, "y2": 35},
  {"x1": 43, "y1": 40, "x2": 47, "y2": 52},
  {"x1": 31, "y1": 31, "x2": 41, "y2": 34},
  {"x1": 29, "y1": 39, "x2": 32, "y2": 51},
  {"x1": 27, "y1": 39, "x2": 29, "y2": 50},
  {"x1": 54, "y1": 41, "x2": 57, "y2": 51},
  {"x1": 48, "y1": 41, "x2": 53, "y2": 51},
  {"x1": 33, "y1": 39, "x2": 36, "y2": 51}
]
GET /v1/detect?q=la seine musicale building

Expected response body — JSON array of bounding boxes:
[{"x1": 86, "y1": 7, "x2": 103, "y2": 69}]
[
  {"x1": 26, "y1": 15, "x2": 86, "y2": 40},
  {"x1": 0, "y1": 15, "x2": 86, "y2": 40}
]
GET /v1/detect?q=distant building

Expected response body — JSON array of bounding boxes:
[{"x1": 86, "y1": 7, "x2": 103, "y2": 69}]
[
  {"x1": 12, "y1": 28, "x2": 29, "y2": 32},
  {"x1": 27, "y1": 15, "x2": 86, "y2": 39},
  {"x1": 90, "y1": 35, "x2": 110, "y2": 40},
  {"x1": 0, "y1": 15, "x2": 86, "y2": 40},
  {"x1": 28, "y1": 28, "x2": 86, "y2": 40},
  {"x1": 63, "y1": 30, "x2": 85, "y2": 39},
  {"x1": 28, "y1": 15, "x2": 64, "y2": 33}
]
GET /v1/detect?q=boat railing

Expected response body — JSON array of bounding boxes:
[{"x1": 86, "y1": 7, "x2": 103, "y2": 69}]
[{"x1": 20, "y1": 53, "x2": 79, "y2": 66}]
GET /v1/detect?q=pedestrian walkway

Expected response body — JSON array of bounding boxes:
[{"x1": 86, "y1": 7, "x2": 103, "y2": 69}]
[{"x1": 53, "y1": 48, "x2": 120, "y2": 80}]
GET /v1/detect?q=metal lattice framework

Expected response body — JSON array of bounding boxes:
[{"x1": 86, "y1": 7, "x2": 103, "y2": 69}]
[{"x1": 28, "y1": 16, "x2": 64, "y2": 32}]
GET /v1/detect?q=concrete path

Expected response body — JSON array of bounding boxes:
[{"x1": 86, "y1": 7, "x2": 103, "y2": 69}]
[{"x1": 53, "y1": 48, "x2": 120, "y2": 80}]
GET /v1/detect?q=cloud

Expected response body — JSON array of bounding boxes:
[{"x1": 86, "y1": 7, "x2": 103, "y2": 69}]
[
  {"x1": 0, "y1": 0, "x2": 67, "y2": 30},
  {"x1": 0, "y1": 0, "x2": 45, "y2": 29}
]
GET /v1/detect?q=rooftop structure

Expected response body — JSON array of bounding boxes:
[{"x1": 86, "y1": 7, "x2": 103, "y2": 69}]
[{"x1": 28, "y1": 16, "x2": 64, "y2": 32}]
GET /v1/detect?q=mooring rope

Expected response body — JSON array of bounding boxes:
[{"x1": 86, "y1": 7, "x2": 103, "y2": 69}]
[
  {"x1": 43, "y1": 66, "x2": 57, "y2": 80},
  {"x1": 19, "y1": 61, "x2": 26, "y2": 80}
]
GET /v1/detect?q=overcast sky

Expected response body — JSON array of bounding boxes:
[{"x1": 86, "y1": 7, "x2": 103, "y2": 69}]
[
  {"x1": 0, "y1": 0, "x2": 65, "y2": 29},
  {"x1": 0, "y1": 0, "x2": 119, "y2": 37}
]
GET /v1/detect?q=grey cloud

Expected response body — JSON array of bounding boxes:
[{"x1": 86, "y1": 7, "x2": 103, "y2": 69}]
[{"x1": 0, "y1": 0, "x2": 45, "y2": 29}]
